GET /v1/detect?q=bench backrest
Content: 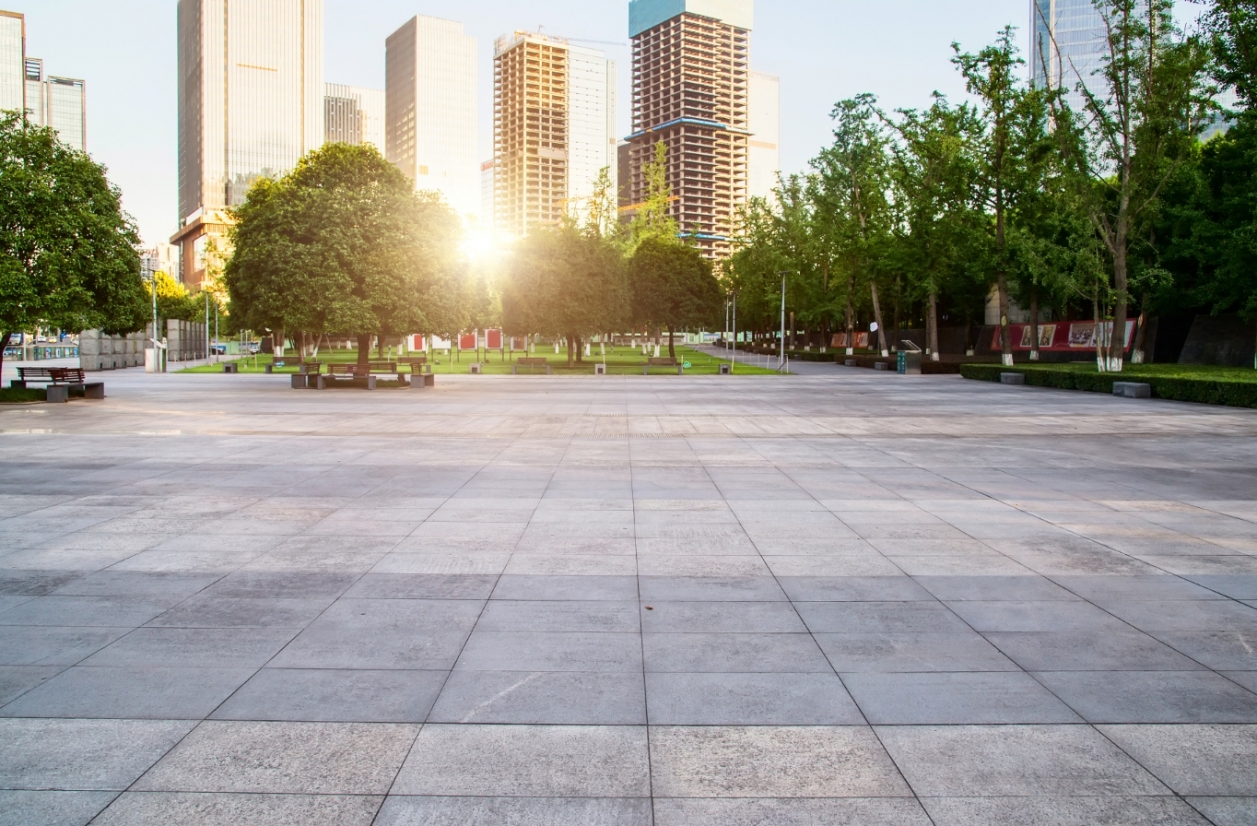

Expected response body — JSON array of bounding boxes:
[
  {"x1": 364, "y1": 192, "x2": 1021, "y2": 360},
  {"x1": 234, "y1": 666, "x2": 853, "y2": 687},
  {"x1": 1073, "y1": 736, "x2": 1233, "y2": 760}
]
[
  {"x1": 399, "y1": 357, "x2": 427, "y2": 365},
  {"x1": 17, "y1": 367, "x2": 55, "y2": 379},
  {"x1": 328, "y1": 364, "x2": 360, "y2": 375},
  {"x1": 647, "y1": 358, "x2": 678, "y2": 366},
  {"x1": 17, "y1": 367, "x2": 85, "y2": 383},
  {"x1": 518, "y1": 358, "x2": 548, "y2": 366}
]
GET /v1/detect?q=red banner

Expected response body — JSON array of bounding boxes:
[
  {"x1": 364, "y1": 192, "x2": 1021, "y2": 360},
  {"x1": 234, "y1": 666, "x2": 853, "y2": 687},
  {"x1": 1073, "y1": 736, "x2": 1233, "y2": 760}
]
[
  {"x1": 992, "y1": 321, "x2": 1135, "y2": 353},
  {"x1": 831, "y1": 332, "x2": 870, "y2": 349},
  {"x1": 485, "y1": 329, "x2": 503, "y2": 349},
  {"x1": 458, "y1": 333, "x2": 477, "y2": 350}
]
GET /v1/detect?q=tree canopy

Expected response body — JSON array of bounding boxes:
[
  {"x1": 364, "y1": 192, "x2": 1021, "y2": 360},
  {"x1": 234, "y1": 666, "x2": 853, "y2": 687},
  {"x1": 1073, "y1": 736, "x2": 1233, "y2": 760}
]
[
  {"x1": 628, "y1": 236, "x2": 722, "y2": 358},
  {"x1": 0, "y1": 112, "x2": 147, "y2": 372}
]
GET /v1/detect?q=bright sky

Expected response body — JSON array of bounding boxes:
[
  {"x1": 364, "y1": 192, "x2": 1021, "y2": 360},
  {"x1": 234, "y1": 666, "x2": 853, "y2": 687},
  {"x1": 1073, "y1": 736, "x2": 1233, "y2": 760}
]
[{"x1": 22, "y1": 0, "x2": 1204, "y2": 247}]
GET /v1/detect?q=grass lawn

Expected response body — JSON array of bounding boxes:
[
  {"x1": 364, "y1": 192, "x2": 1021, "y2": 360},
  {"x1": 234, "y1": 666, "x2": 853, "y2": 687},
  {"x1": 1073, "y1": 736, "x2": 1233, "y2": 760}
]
[
  {"x1": 961, "y1": 361, "x2": 1257, "y2": 408},
  {"x1": 178, "y1": 345, "x2": 781, "y2": 377},
  {"x1": 0, "y1": 387, "x2": 46, "y2": 403}
]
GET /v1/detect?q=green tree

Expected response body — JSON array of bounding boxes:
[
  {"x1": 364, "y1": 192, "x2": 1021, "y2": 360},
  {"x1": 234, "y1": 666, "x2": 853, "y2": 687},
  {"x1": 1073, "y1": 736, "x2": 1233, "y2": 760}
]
[
  {"x1": 1046, "y1": 0, "x2": 1210, "y2": 371},
  {"x1": 501, "y1": 223, "x2": 629, "y2": 367},
  {"x1": 225, "y1": 143, "x2": 462, "y2": 366},
  {"x1": 0, "y1": 113, "x2": 147, "y2": 376},
  {"x1": 630, "y1": 141, "x2": 679, "y2": 245},
  {"x1": 628, "y1": 236, "x2": 722, "y2": 359},
  {"x1": 812, "y1": 94, "x2": 893, "y2": 356},
  {"x1": 144, "y1": 271, "x2": 203, "y2": 323}
]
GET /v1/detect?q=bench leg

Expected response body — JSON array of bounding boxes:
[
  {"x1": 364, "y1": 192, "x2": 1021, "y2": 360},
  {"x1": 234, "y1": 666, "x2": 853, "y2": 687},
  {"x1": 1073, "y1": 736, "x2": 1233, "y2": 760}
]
[
  {"x1": 643, "y1": 367, "x2": 649, "y2": 376},
  {"x1": 290, "y1": 374, "x2": 307, "y2": 390},
  {"x1": 45, "y1": 385, "x2": 68, "y2": 403},
  {"x1": 677, "y1": 367, "x2": 683, "y2": 375},
  {"x1": 367, "y1": 375, "x2": 377, "y2": 391},
  {"x1": 84, "y1": 383, "x2": 105, "y2": 400},
  {"x1": 10, "y1": 380, "x2": 25, "y2": 389}
]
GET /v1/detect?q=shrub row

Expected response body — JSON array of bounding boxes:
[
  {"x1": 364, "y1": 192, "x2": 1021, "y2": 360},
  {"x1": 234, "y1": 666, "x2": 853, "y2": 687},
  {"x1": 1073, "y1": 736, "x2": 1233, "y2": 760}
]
[{"x1": 960, "y1": 364, "x2": 1257, "y2": 409}]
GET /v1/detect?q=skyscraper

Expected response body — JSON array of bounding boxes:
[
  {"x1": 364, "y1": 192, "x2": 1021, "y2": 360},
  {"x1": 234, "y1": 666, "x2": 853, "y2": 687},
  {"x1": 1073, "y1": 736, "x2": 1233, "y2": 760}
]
[
  {"x1": 748, "y1": 71, "x2": 779, "y2": 203},
  {"x1": 324, "y1": 82, "x2": 384, "y2": 150},
  {"x1": 386, "y1": 15, "x2": 478, "y2": 220},
  {"x1": 493, "y1": 31, "x2": 616, "y2": 238},
  {"x1": 0, "y1": 10, "x2": 22, "y2": 113},
  {"x1": 31, "y1": 69, "x2": 86, "y2": 152},
  {"x1": 172, "y1": 0, "x2": 324, "y2": 288},
  {"x1": 626, "y1": 0, "x2": 752, "y2": 259},
  {"x1": 1031, "y1": 0, "x2": 1108, "y2": 113}
]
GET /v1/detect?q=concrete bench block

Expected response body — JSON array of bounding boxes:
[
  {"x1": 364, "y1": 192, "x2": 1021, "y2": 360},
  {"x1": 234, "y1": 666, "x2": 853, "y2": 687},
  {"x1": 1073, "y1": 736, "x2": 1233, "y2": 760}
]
[
  {"x1": 595, "y1": 363, "x2": 607, "y2": 375},
  {"x1": 1000, "y1": 373, "x2": 1026, "y2": 385},
  {"x1": 1113, "y1": 381, "x2": 1152, "y2": 399},
  {"x1": 290, "y1": 374, "x2": 308, "y2": 390},
  {"x1": 844, "y1": 359, "x2": 858, "y2": 367},
  {"x1": 83, "y1": 383, "x2": 105, "y2": 400},
  {"x1": 719, "y1": 364, "x2": 731, "y2": 375},
  {"x1": 45, "y1": 385, "x2": 69, "y2": 403},
  {"x1": 874, "y1": 362, "x2": 890, "y2": 371}
]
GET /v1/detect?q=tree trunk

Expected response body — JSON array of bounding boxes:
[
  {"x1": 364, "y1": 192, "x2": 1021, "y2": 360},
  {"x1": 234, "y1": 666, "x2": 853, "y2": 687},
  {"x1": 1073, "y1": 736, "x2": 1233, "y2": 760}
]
[
  {"x1": 1093, "y1": 292, "x2": 1105, "y2": 372},
  {"x1": 357, "y1": 334, "x2": 371, "y2": 367},
  {"x1": 567, "y1": 335, "x2": 575, "y2": 368},
  {"x1": 892, "y1": 295, "x2": 901, "y2": 354},
  {"x1": 274, "y1": 327, "x2": 284, "y2": 359},
  {"x1": 845, "y1": 277, "x2": 855, "y2": 356},
  {"x1": 870, "y1": 280, "x2": 889, "y2": 357},
  {"x1": 576, "y1": 335, "x2": 584, "y2": 364},
  {"x1": 927, "y1": 291, "x2": 940, "y2": 362},
  {"x1": 667, "y1": 325, "x2": 676, "y2": 360},
  {"x1": 997, "y1": 273, "x2": 1013, "y2": 367},
  {"x1": 1132, "y1": 292, "x2": 1151, "y2": 365},
  {"x1": 0, "y1": 331, "x2": 10, "y2": 380},
  {"x1": 1110, "y1": 243, "x2": 1129, "y2": 373},
  {"x1": 788, "y1": 312, "x2": 795, "y2": 351},
  {"x1": 1029, "y1": 290, "x2": 1040, "y2": 362}
]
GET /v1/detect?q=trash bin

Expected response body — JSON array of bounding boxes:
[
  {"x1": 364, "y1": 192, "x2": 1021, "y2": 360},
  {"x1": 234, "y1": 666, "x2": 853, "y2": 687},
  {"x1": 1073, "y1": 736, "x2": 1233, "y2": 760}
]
[{"x1": 897, "y1": 340, "x2": 923, "y2": 375}]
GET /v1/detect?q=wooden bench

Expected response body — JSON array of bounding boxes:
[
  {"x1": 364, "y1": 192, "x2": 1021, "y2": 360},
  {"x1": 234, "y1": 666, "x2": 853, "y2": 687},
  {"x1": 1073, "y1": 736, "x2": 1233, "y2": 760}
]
[
  {"x1": 513, "y1": 357, "x2": 551, "y2": 375},
  {"x1": 399, "y1": 357, "x2": 433, "y2": 375},
  {"x1": 643, "y1": 357, "x2": 682, "y2": 375},
  {"x1": 13, "y1": 367, "x2": 105, "y2": 402},
  {"x1": 314, "y1": 362, "x2": 408, "y2": 390}
]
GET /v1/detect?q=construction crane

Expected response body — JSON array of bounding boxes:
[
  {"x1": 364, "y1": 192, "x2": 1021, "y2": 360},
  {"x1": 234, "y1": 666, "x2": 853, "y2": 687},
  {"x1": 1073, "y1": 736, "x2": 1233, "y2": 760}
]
[{"x1": 618, "y1": 195, "x2": 680, "y2": 214}]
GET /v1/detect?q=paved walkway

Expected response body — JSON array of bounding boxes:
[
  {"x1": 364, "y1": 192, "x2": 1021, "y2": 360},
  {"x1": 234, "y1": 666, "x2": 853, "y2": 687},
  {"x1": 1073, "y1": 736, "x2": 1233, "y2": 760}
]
[{"x1": 1, "y1": 370, "x2": 1255, "y2": 825}]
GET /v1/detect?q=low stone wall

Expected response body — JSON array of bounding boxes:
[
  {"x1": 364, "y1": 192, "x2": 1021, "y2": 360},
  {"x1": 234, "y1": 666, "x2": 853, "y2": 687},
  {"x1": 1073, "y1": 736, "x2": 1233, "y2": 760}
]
[
  {"x1": 166, "y1": 320, "x2": 208, "y2": 363},
  {"x1": 79, "y1": 330, "x2": 145, "y2": 371}
]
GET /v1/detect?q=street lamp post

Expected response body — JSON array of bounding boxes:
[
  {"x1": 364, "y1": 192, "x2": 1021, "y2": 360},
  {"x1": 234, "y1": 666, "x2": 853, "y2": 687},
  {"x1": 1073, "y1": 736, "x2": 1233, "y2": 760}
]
[{"x1": 778, "y1": 271, "x2": 794, "y2": 372}]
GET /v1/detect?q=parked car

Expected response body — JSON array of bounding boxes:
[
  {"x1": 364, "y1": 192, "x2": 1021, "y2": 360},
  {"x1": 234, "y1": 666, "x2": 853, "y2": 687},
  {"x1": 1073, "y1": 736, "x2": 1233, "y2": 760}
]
[{"x1": 245, "y1": 341, "x2": 261, "y2": 354}]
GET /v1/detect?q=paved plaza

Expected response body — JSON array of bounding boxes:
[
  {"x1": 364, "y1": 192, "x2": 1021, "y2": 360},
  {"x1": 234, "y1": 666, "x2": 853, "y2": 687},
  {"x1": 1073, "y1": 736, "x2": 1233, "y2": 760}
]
[{"x1": 1, "y1": 368, "x2": 1256, "y2": 825}]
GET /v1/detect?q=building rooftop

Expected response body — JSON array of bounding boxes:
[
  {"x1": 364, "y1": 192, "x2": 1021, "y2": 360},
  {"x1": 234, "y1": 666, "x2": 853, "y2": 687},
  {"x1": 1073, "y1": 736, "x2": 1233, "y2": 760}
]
[{"x1": 628, "y1": 0, "x2": 753, "y2": 37}]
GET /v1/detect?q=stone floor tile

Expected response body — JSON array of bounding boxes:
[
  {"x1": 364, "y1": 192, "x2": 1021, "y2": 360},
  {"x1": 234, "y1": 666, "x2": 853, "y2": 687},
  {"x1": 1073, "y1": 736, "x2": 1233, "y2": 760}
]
[
  {"x1": 641, "y1": 601, "x2": 806, "y2": 633},
  {"x1": 921, "y1": 795, "x2": 1211, "y2": 826},
  {"x1": 0, "y1": 626, "x2": 128, "y2": 666},
  {"x1": 0, "y1": 596, "x2": 180, "y2": 628},
  {"x1": 1051, "y1": 575, "x2": 1223, "y2": 606},
  {"x1": 1185, "y1": 796, "x2": 1257, "y2": 826},
  {"x1": 491, "y1": 575, "x2": 639, "y2": 601},
  {"x1": 915, "y1": 575, "x2": 1078, "y2": 602},
  {"x1": 1227, "y1": 672, "x2": 1257, "y2": 693},
  {"x1": 638, "y1": 576, "x2": 787, "y2": 602},
  {"x1": 199, "y1": 571, "x2": 358, "y2": 600},
  {"x1": 374, "y1": 796, "x2": 652, "y2": 826},
  {"x1": 816, "y1": 632, "x2": 1018, "y2": 672},
  {"x1": 0, "y1": 790, "x2": 118, "y2": 826},
  {"x1": 0, "y1": 718, "x2": 194, "y2": 790},
  {"x1": 645, "y1": 672, "x2": 863, "y2": 725},
  {"x1": 877, "y1": 725, "x2": 1168, "y2": 797},
  {"x1": 145, "y1": 595, "x2": 331, "y2": 628},
  {"x1": 796, "y1": 602, "x2": 970, "y2": 634},
  {"x1": 455, "y1": 631, "x2": 641, "y2": 672},
  {"x1": 0, "y1": 666, "x2": 254, "y2": 719},
  {"x1": 373, "y1": 553, "x2": 511, "y2": 576},
  {"x1": 504, "y1": 554, "x2": 639, "y2": 576},
  {"x1": 776, "y1": 576, "x2": 932, "y2": 602},
  {"x1": 1036, "y1": 671, "x2": 1257, "y2": 723},
  {"x1": 763, "y1": 556, "x2": 903, "y2": 577},
  {"x1": 946, "y1": 600, "x2": 1131, "y2": 633},
  {"x1": 344, "y1": 573, "x2": 498, "y2": 600},
  {"x1": 392, "y1": 724, "x2": 649, "y2": 797},
  {"x1": 90, "y1": 792, "x2": 382, "y2": 826},
  {"x1": 1104, "y1": 599, "x2": 1257, "y2": 632},
  {"x1": 846, "y1": 672, "x2": 1081, "y2": 724},
  {"x1": 211, "y1": 668, "x2": 446, "y2": 722},
  {"x1": 1186, "y1": 575, "x2": 1257, "y2": 600},
  {"x1": 652, "y1": 798, "x2": 932, "y2": 826},
  {"x1": 1098, "y1": 724, "x2": 1257, "y2": 795},
  {"x1": 638, "y1": 556, "x2": 772, "y2": 577},
  {"x1": 649, "y1": 726, "x2": 910, "y2": 798},
  {"x1": 134, "y1": 720, "x2": 418, "y2": 794},
  {"x1": 82, "y1": 627, "x2": 297, "y2": 668},
  {"x1": 985, "y1": 630, "x2": 1205, "y2": 671},
  {"x1": 1155, "y1": 631, "x2": 1257, "y2": 671},
  {"x1": 0, "y1": 570, "x2": 83, "y2": 596},
  {"x1": 0, "y1": 665, "x2": 60, "y2": 705},
  {"x1": 429, "y1": 671, "x2": 646, "y2": 724},
  {"x1": 644, "y1": 632, "x2": 831, "y2": 673},
  {"x1": 478, "y1": 601, "x2": 640, "y2": 633}
]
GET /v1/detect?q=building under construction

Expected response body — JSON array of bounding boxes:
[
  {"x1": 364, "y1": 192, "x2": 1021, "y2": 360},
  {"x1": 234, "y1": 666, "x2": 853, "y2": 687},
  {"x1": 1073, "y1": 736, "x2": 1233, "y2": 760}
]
[
  {"x1": 625, "y1": 0, "x2": 752, "y2": 259},
  {"x1": 493, "y1": 31, "x2": 616, "y2": 238}
]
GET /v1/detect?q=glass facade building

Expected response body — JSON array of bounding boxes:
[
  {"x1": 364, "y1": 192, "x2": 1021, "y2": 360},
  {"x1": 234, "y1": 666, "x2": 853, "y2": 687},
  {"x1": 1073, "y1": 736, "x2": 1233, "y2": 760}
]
[
  {"x1": 385, "y1": 15, "x2": 479, "y2": 220},
  {"x1": 748, "y1": 71, "x2": 779, "y2": 203},
  {"x1": 43, "y1": 76, "x2": 86, "y2": 151},
  {"x1": 174, "y1": 0, "x2": 324, "y2": 287},
  {"x1": 1031, "y1": 0, "x2": 1108, "y2": 113},
  {"x1": 0, "y1": 10, "x2": 24, "y2": 114},
  {"x1": 324, "y1": 82, "x2": 384, "y2": 150}
]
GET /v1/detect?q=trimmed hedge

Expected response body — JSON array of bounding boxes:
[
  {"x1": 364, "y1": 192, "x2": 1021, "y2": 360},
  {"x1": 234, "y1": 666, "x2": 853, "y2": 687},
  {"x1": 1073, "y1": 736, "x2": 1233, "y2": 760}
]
[
  {"x1": 960, "y1": 363, "x2": 1257, "y2": 409},
  {"x1": 0, "y1": 387, "x2": 47, "y2": 404}
]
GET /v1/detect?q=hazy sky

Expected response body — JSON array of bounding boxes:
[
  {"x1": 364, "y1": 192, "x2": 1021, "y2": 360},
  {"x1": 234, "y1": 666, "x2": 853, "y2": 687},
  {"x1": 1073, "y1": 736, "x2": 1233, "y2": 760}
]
[{"x1": 23, "y1": 1, "x2": 1203, "y2": 246}]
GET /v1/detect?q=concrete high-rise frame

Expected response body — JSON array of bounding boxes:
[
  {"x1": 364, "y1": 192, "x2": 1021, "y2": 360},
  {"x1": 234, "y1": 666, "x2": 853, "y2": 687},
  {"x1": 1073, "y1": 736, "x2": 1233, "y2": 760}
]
[
  {"x1": 172, "y1": 0, "x2": 324, "y2": 289},
  {"x1": 0, "y1": 10, "x2": 23, "y2": 113},
  {"x1": 385, "y1": 15, "x2": 478, "y2": 220},
  {"x1": 493, "y1": 31, "x2": 616, "y2": 238},
  {"x1": 626, "y1": 0, "x2": 752, "y2": 260}
]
